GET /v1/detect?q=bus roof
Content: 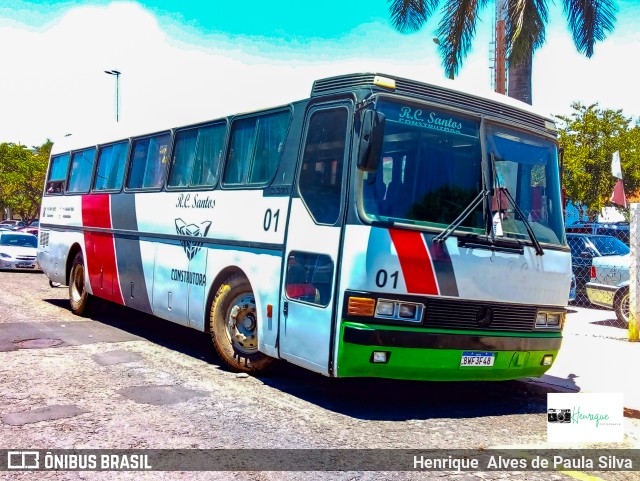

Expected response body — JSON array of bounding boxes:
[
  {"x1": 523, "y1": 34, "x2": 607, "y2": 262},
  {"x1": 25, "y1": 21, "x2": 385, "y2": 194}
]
[{"x1": 50, "y1": 72, "x2": 556, "y2": 156}]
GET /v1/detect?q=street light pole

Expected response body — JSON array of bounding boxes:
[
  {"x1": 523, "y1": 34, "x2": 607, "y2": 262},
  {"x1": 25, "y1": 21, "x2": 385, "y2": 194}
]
[{"x1": 104, "y1": 69, "x2": 121, "y2": 122}]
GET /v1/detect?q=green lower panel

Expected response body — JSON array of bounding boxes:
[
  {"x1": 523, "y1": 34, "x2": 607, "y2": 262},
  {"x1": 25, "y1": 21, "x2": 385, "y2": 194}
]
[{"x1": 336, "y1": 322, "x2": 561, "y2": 381}]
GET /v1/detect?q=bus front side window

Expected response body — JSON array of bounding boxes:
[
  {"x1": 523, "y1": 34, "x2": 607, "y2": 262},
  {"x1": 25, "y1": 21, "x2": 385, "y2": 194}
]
[{"x1": 298, "y1": 107, "x2": 348, "y2": 225}]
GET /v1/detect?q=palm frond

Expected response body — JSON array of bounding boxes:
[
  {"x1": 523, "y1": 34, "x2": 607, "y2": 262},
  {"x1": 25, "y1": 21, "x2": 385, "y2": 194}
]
[
  {"x1": 435, "y1": 0, "x2": 489, "y2": 78},
  {"x1": 506, "y1": 0, "x2": 548, "y2": 65},
  {"x1": 388, "y1": 0, "x2": 441, "y2": 33},
  {"x1": 563, "y1": 0, "x2": 617, "y2": 57}
]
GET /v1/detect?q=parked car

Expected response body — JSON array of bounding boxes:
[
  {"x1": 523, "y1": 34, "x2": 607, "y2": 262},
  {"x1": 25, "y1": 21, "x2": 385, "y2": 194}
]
[
  {"x1": 0, "y1": 219, "x2": 26, "y2": 230},
  {"x1": 0, "y1": 232, "x2": 39, "y2": 270},
  {"x1": 17, "y1": 226, "x2": 39, "y2": 236},
  {"x1": 566, "y1": 221, "x2": 630, "y2": 245},
  {"x1": 586, "y1": 254, "x2": 630, "y2": 323},
  {"x1": 566, "y1": 233, "x2": 630, "y2": 297}
]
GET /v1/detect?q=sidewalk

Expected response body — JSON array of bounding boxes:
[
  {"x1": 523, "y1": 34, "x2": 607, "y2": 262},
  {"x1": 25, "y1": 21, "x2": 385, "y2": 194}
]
[{"x1": 525, "y1": 305, "x2": 640, "y2": 417}]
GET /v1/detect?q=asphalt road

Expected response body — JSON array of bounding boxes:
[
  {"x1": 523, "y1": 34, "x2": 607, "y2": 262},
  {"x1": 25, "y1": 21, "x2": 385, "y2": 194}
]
[{"x1": 0, "y1": 270, "x2": 638, "y2": 481}]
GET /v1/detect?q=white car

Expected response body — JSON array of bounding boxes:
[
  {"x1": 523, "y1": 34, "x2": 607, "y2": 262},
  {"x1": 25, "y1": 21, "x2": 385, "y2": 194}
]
[
  {"x1": 0, "y1": 232, "x2": 39, "y2": 270},
  {"x1": 586, "y1": 253, "x2": 629, "y2": 323}
]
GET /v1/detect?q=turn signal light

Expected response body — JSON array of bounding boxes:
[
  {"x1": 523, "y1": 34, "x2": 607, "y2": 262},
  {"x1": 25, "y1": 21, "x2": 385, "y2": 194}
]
[{"x1": 347, "y1": 297, "x2": 376, "y2": 316}]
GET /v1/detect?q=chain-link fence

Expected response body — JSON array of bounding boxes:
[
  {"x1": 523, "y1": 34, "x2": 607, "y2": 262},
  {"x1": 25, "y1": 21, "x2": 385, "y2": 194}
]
[{"x1": 566, "y1": 207, "x2": 639, "y2": 341}]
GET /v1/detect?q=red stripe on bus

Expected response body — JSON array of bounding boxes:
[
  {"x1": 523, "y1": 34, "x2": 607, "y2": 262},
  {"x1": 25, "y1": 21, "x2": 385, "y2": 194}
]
[
  {"x1": 389, "y1": 228, "x2": 439, "y2": 295},
  {"x1": 81, "y1": 195, "x2": 124, "y2": 305}
]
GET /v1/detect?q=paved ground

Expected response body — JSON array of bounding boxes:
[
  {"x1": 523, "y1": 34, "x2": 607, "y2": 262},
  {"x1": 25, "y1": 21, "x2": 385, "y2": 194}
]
[{"x1": 1, "y1": 271, "x2": 639, "y2": 480}]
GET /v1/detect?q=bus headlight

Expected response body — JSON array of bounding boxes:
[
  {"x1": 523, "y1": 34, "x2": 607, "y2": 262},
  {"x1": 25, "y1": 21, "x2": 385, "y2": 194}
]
[
  {"x1": 535, "y1": 310, "x2": 565, "y2": 328},
  {"x1": 398, "y1": 303, "x2": 417, "y2": 318},
  {"x1": 376, "y1": 300, "x2": 395, "y2": 316}
]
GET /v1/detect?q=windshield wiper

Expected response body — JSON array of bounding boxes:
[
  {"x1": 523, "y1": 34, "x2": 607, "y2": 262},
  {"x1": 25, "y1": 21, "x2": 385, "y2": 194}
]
[
  {"x1": 433, "y1": 189, "x2": 489, "y2": 244},
  {"x1": 498, "y1": 187, "x2": 544, "y2": 256},
  {"x1": 490, "y1": 154, "x2": 544, "y2": 256}
]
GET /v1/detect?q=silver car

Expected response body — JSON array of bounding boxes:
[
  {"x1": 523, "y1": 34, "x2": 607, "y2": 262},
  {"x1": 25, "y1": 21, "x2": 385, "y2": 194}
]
[
  {"x1": 0, "y1": 232, "x2": 39, "y2": 270},
  {"x1": 586, "y1": 253, "x2": 629, "y2": 323}
]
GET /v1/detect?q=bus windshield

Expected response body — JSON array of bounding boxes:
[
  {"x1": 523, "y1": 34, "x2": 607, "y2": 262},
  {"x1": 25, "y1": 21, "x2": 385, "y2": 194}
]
[{"x1": 360, "y1": 98, "x2": 564, "y2": 246}]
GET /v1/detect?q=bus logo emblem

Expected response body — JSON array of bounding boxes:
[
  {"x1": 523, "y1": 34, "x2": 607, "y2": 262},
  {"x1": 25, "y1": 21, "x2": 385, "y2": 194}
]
[
  {"x1": 476, "y1": 306, "x2": 494, "y2": 328},
  {"x1": 175, "y1": 218, "x2": 212, "y2": 260}
]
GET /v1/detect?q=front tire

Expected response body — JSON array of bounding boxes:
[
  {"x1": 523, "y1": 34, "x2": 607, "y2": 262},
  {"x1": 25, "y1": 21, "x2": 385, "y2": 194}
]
[
  {"x1": 69, "y1": 252, "x2": 92, "y2": 316},
  {"x1": 614, "y1": 287, "x2": 629, "y2": 325},
  {"x1": 209, "y1": 274, "x2": 275, "y2": 374}
]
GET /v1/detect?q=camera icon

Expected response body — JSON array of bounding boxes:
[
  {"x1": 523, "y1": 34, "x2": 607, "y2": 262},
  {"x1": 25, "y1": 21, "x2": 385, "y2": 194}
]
[{"x1": 548, "y1": 408, "x2": 571, "y2": 423}]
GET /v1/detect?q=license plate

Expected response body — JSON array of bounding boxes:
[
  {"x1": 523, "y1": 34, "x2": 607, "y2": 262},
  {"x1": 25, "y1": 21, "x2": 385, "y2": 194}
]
[
  {"x1": 16, "y1": 262, "x2": 34, "y2": 268},
  {"x1": 460, "y1": 351, "x2": 495, "y2": 367}
]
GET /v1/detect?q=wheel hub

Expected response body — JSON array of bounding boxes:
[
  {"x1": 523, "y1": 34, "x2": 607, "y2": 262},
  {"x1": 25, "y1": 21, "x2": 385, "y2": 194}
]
[{"x1": 226, "y1": 294, "x2": 258, "y2": 354}]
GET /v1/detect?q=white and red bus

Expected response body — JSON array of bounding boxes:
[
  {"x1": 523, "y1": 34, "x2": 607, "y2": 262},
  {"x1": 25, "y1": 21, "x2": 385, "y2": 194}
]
[{"x1": 38, "y1": 73, "x2": 570, "y2": 380}]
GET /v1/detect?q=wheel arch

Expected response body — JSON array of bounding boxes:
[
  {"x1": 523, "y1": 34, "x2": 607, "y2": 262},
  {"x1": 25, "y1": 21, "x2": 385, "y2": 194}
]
[
  {"x1": 65, "y1": 243, "x2": 83, "y2": 285},
  {"x1": 614, "y1": 285, "x2": 629, "y2": 305},
  {"x1": 204, "y1": 266, "x2": 249, "y2": 333}
]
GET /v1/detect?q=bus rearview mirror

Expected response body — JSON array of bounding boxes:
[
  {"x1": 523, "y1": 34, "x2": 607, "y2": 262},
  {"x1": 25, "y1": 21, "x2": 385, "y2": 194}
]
[{"x1": 357, "y1": 110, "x2": 385, "y2": 172}]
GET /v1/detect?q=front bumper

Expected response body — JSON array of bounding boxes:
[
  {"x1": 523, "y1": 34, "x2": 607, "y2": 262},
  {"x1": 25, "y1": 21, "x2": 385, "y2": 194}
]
[
  {"x1": 336, "y1": 322, "x2": 562, "y2": 381},
  {"x1": 585, "y1": 282, "x2": 617, "y2": 309},
  {"x1": 0, "y1": 259, "x2": 39, "y2": 270}
]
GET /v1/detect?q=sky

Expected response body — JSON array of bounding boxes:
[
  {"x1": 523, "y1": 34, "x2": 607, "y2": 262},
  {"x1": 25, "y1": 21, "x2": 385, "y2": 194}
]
[{"x1": 1, "y1": 0, "x2": 639, "y2": 147}]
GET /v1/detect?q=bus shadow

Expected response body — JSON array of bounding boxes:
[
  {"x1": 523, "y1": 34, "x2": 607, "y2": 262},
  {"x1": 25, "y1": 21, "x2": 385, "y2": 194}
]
[
  {"x1": 43, "y1": 298, "x2": 548, "y2": 421},
  {"x1": 261, "y1": 366, "x2": 548, "y2": 421},
  {"x1": 42, "y1": 298, "x2": 220, "y2": 365}
]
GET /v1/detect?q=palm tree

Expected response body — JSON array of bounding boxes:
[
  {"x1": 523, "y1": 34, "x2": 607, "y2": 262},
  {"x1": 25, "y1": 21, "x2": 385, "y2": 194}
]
[{"x1": 388, "y1": 0, "x2": 617, "y2": 105}]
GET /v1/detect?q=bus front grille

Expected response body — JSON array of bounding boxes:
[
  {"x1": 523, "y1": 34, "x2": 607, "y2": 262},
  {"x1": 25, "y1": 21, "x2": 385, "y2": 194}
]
[{"x1": 424, "y1": 298, "x2": 537, "y2": 332}]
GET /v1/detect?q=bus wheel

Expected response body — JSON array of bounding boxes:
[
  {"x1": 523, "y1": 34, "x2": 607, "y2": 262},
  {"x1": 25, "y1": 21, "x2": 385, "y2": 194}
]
[
  {"x1": 69, "y1": 252, "x2": 91, "y2": 316},
  {"x1": 209, "y1": 274, "x2": 275, "y2": 374}
]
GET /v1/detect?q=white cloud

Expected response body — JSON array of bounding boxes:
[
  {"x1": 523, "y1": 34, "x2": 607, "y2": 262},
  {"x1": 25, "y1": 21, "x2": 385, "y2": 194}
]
[{"x1": 1, "y1": 2, "x2": 638, "y2": 147}]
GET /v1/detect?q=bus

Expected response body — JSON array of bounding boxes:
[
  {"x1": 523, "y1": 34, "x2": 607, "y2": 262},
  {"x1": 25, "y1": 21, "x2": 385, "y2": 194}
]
[{"x1": 37, "y1": 72, "x2": 570, "y2": 381}]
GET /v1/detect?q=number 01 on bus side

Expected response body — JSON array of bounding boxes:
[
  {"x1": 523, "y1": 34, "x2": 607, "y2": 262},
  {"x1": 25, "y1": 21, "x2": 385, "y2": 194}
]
[{"x1": 460, "y1": 352, "x2": 495, "y2": 367}]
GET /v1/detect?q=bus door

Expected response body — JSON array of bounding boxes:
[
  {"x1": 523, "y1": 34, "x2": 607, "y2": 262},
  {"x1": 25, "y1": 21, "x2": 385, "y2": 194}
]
[{"x1": 279, "y1": 103, "x2": 351, "y2": 375}]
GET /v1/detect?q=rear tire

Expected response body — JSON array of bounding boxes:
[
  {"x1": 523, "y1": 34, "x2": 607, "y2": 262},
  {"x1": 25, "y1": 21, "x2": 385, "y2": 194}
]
[
  {"x1": 614, "y1": 287, "x2": 629, "y2": 325},
  {"x1": 209, "y1": 274, "x2": 275, "y2": 374},
  {"x1": 69, "y1": 252, "x2": 92, "y2": 316}
]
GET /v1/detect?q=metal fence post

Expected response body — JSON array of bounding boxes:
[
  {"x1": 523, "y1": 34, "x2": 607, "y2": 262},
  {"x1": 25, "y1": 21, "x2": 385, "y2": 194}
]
[{"x1": 630, "y1": 203, "x2": 640, "y2": 341}]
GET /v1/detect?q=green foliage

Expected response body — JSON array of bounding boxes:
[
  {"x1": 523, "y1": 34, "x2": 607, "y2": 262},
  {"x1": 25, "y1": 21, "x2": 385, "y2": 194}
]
[
  {"x1": 0, "y1": 140, "x2": 52, "y2": 223},
  {"x1": 557, "y1": 103, "x2": 640, "y2": 220},
  {"x1": 386, "y1": 0, "x2": 617, "y2": 88}
]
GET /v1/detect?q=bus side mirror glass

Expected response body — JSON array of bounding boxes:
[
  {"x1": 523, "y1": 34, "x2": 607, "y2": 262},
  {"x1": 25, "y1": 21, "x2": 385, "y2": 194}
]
[{"x1": 357, "y1": 110, "x2": 385, "y2": 172}]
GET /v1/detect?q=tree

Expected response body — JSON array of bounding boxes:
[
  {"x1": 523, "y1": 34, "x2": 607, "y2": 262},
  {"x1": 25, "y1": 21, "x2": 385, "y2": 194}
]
[
  {"x1": 0, "y1": 140, "x2": 52, "y2": 223},
  {"x1": 387, "y1": 0, "x2": 617, "y2": 104},
  {"x1": 557, "y1": 103, "x2": 640, "y2": 220}
]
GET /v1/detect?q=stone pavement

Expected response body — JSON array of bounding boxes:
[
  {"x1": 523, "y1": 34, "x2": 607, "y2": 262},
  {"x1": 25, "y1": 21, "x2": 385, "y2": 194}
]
[{"x1": 525, "y1": 305, "x2": 640, "y2": 416}]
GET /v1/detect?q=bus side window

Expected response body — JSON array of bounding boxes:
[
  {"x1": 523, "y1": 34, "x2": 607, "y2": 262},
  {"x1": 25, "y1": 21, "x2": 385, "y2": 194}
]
[
  {"x1": 128, "y1": 133, "x2": 170, "y2": 190},
  {"x1": 67, "y1": 147, "x2": 96, "y2": 194},
  {"x1": 94, "y1": 141, "x2": 128, "y2": 191}
]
